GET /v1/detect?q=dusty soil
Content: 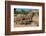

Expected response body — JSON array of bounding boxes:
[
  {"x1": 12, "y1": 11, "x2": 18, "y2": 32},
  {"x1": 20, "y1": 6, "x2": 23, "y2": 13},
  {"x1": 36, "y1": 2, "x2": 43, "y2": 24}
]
[{"x1": 14, "y1": 23, "x2": 32, "y2": 27}]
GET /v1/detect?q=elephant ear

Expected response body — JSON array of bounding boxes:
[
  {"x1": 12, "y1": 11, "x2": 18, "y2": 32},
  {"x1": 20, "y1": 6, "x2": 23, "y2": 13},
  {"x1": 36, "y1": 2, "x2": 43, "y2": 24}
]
[{"x1": 32, "y1": 15, "x2": 39, "y2": 22}]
